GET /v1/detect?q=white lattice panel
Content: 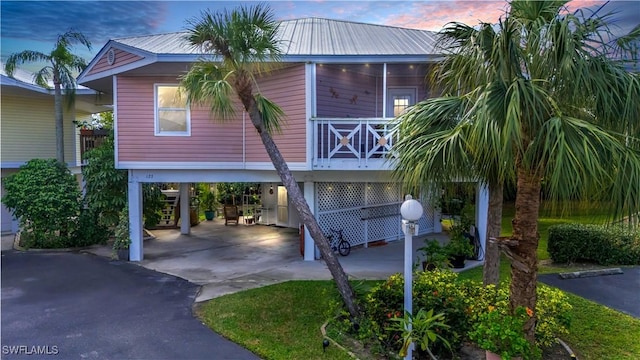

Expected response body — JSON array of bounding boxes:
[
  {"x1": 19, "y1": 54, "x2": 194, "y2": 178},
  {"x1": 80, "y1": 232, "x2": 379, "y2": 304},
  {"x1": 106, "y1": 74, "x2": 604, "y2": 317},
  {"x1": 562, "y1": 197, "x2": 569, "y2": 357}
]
[
  {"x1": 367, "y1": 182, "x2": 401, "y2": 204},
  {"x1": 317, "y1": 182, "x2": 365, "y2": 212},
  {"x1": 318, "y1": 209, "x2": 364, "y2": 246}
]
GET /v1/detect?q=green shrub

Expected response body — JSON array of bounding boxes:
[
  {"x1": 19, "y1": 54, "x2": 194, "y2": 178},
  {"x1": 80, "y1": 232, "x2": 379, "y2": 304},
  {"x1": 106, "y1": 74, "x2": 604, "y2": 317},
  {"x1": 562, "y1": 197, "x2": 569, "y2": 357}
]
[
  {"x1": 365, "y1": 270, "x2": 472, "y2": 356},
  {"x1": 364, "y1": 271, "x2": 572, "y2": 357},
  {"x1": 548, "y1": 223, "x2": 640, "y2": 265},
  {"x1": 73, "y1": 208, "x2": 109, "y2": 247},
  {"x1": 2, "y1": 159, "x2": 81, "y2": 248}
]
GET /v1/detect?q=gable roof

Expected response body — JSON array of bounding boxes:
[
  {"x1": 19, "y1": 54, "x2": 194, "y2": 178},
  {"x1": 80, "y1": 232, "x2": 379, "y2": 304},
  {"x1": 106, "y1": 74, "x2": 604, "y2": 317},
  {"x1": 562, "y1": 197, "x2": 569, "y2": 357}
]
[
  {"x1": 78, "y1": 17, "x2": 442, "y2": 97},
  {"x1": 112, "y1": 18, "x2": 439, "y2": 56}
]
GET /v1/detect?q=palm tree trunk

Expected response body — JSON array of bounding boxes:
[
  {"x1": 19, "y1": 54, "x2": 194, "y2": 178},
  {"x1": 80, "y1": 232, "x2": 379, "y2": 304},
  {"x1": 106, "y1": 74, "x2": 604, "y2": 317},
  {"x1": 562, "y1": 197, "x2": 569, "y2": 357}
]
[
  {"x1": 238, "y1": 91, "x2": 360, "y2": 318},
  {"x1": 483, "y1": 180, "x2": 503, "y2": 285},
  {"x1": 510, "y1": 166, "x2": 541, "y2": 344},
  {"x1": 54, "y1": 81, "x2": 65, "y2": 163}
]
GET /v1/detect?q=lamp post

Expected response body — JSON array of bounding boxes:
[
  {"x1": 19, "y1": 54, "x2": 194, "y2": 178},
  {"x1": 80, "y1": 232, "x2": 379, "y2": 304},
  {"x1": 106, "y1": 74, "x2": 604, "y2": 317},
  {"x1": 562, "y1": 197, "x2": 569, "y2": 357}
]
[{"x1": 400, "y1": 194, "x2": 423, "y2": 360}]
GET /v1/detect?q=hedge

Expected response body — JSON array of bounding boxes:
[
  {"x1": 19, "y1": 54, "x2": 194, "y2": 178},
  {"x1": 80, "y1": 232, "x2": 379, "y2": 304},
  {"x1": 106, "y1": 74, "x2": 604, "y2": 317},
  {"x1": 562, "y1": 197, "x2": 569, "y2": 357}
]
[{"x1": 547, "y1": 223, "x2": 640, "y2": 265}]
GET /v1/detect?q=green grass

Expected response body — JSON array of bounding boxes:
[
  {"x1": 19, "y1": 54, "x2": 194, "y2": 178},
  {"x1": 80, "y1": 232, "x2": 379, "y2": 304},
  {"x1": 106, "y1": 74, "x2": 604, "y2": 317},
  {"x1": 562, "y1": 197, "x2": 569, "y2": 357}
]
[
  {"x1": 198, "y1": 202, "x2": 639, "y2": 359},
  {"x1": 195, "y1": 281, "x2": 352, "y2": 360}
]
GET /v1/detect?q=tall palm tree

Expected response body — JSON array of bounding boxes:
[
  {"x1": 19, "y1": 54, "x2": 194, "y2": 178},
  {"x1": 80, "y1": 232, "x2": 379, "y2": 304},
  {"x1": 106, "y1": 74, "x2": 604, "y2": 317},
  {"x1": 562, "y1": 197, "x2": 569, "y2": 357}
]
[
  {"x1": 394, "y1": 0, "x2": 640, "y2": 343},
  {"x1": 5, "y1": 30, "x2": 92, "y2": 163},
  {"x1": 180, "y1": 4, "x2": 359, "y2": 317}
]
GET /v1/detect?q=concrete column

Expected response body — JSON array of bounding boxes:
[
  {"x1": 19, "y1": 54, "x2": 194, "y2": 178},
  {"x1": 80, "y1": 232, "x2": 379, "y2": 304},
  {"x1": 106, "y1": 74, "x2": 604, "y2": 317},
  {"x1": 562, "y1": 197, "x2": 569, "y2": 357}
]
[
  {"x1": 180, "y1": 183, "x2": 190, "y2": 235},
  {"x1": 128, "y1": 173, "x2": 143, "y2": 261},
  {"x1": 303, "y1": 181, "x2": 317, "y2": 261},
  {"x1": 476, "y1": 182, "x2": 489, "y2": 258}
]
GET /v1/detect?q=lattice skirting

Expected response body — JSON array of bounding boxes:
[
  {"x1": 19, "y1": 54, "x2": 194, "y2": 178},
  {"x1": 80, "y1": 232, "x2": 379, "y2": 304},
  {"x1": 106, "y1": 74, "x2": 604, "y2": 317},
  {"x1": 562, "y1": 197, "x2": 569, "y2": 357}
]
[{"x1": 316, "y1": 182, "x2": 435, "y2": 247}]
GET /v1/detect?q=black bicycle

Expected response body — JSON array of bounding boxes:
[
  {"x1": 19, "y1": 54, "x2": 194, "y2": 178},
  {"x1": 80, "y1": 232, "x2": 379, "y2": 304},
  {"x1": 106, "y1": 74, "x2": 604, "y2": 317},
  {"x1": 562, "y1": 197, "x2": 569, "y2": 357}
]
[{"x1": 326, "y1": 228, "x2": 351, "y2": 256}]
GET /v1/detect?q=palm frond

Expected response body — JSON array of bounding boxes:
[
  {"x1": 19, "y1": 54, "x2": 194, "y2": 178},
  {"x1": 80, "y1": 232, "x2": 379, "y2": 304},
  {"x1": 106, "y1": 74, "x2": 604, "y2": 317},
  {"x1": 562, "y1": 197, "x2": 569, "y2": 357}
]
[
  {"x1": 4, "y1": 51, "x2": 50, "y2": 77},
  {"x1": 254, "y1": 93, "x2": 285, "y2": 134},
  {"x1": 180, "y1": 61, "x2": 235, "y2": 120}
]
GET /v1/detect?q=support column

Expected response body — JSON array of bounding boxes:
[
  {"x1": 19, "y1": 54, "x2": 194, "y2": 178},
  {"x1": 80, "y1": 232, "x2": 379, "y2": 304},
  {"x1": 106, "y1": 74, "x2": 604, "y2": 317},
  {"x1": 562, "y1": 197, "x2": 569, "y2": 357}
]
[
  {"x1": 303, "y1": 181, "x2": 316, "y2": 261},
  {"x1": 128, "y1": 172, "x2": 143, "y2": 261},
  {"x1": 476, "y1": 182, "x2": 489, "y2": 259},
  {"x1": 180, "y1": 183, "x2": 190, "y2": 235}
]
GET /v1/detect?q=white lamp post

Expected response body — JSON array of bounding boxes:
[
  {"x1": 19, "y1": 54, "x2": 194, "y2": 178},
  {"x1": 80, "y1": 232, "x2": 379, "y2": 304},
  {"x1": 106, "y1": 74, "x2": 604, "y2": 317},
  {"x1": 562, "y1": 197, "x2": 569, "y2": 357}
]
[{"x1": 400, "y1": 194, "x2": 423, "y2": 360}]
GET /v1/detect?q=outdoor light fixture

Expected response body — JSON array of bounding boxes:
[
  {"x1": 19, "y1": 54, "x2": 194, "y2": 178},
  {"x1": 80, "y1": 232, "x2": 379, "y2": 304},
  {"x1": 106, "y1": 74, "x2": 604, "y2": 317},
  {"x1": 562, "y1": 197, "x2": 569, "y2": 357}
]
[{"x1": 400, "y1": 194, "x2": 423, "y2": 360}]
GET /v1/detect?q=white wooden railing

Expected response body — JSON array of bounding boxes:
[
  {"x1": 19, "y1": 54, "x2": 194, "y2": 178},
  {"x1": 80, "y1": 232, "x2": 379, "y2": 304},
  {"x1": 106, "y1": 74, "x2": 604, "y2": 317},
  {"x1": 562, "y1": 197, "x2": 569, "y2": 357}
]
[{"x1": 312, "y1": 118, "x2": 398, "y2": 169}]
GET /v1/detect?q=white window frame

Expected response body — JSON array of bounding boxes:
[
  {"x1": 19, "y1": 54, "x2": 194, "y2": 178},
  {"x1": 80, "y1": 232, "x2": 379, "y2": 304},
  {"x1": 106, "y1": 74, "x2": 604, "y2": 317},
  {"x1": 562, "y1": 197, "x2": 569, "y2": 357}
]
[{"x1": 154, "y1": 84, "x2": 191, "y2": 136}]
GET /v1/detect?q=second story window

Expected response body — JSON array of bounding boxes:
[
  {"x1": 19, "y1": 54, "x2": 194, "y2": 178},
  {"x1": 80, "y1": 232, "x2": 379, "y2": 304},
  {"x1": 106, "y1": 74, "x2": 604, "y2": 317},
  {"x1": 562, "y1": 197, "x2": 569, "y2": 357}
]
[{"x1": 155, "y1": 85, "x2": 190, "y2": 136}]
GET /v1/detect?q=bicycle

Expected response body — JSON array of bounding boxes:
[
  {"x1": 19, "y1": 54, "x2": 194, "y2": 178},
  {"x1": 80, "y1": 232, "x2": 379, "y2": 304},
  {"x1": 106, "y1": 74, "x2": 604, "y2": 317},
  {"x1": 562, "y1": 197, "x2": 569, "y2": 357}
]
[{"x1": 325, "y1": 228, "x2": 351, "y2": 256}]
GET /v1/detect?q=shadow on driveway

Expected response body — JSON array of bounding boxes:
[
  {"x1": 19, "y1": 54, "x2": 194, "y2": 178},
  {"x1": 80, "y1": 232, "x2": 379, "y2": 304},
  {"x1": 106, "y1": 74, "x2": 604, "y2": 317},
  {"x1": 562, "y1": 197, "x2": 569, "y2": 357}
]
[
  {"x1": 538, "y1": 266, "x2": 640, "y2": 319},
  {"x1": 1, "y1": 251, "x2": 260, "y2": 360}
]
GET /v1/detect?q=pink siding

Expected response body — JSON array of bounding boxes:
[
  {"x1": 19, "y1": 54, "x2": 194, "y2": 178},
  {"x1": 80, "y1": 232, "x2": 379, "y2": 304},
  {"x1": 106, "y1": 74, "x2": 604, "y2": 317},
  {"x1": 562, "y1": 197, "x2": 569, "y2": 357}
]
[
  {"x1": 116, "y1": 64, "x2": 307, "y2": 164},
  {"x1": 87, "y1": 48, "x2": 144, "y2": 76},
  {"x1": 245, "y1": 64, "x2": 307, "y2": 162},
  {"x1": 387, "y1": 76, "x2": 429, "y2": 101}
]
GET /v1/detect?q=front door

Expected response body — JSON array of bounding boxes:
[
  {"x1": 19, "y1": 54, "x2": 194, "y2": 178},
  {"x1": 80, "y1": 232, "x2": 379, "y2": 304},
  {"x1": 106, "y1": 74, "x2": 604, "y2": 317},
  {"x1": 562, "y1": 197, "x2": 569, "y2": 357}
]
[
  {"x1": 276, "y1": 186, "x2": 288, "y2": 226},
  {"x1": 386, "y1": 87, "x2": 417, "y2": 118}
]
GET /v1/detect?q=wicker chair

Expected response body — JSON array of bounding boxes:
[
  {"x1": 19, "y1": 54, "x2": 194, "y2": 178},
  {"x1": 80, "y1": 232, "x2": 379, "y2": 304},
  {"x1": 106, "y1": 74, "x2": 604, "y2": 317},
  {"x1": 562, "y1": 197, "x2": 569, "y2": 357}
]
[{"x1": 223, "y1": 205, "x2": 239, "y2": 225}]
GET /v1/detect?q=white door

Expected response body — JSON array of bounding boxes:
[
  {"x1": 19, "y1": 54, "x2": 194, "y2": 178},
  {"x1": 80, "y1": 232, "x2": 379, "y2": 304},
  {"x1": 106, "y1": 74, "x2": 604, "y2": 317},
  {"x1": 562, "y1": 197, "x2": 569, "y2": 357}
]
[
  {"x1": 386, "y1": 87, "x2": 417, "y2": 117},
  {"x1": 277, "y1": 186, "x2": 288, "y2": 226}
]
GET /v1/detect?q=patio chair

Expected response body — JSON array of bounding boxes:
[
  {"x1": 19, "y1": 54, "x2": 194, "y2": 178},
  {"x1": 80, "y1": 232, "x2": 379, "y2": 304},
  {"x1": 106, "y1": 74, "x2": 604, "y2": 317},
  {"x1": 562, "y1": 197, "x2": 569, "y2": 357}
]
[{"x1": 223, "y1": 205, "x2": 239, "y2": 226}]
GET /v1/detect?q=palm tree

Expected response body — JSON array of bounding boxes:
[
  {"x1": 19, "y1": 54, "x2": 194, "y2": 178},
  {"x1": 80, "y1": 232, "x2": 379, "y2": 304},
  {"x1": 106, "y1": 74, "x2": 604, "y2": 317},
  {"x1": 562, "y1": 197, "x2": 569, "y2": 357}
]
[
  {"x1": 394, "y1": 0, "x2": 640, "y2": 343},
  {"x1": 5, "y1": 30, "x2": 92, "y2": 163},
  {"x1": 180, "y1": 4, "x2": 359, "y2": 317}
]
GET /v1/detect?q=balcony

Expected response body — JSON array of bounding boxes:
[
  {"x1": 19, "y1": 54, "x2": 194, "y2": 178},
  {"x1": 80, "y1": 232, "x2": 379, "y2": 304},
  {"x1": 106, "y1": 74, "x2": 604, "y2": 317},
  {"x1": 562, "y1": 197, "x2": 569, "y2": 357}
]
[{"x1": 312, "y1": 117, "x2": 398, "y2": 170}]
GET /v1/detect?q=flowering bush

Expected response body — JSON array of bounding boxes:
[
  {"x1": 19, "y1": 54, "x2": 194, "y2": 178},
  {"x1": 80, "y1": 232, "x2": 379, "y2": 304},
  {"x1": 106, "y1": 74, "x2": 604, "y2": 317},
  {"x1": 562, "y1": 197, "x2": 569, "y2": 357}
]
[
  {"x1": 365, "y1": 270, "x2": 477, "y2": 356},
  {"x1": 469, "y1": 305, "x2": 540, "y2": 359},
  {"x1": 364, "y1": 271, "x2": 572, "y2": 358}
]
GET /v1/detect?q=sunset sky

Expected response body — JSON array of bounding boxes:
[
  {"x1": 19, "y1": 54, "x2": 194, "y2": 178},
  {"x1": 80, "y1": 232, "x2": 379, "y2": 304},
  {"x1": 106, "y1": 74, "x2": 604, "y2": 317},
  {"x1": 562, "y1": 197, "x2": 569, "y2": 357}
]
[{"x1": 1, "y1": 0, "x2": 638, "y2": 70}]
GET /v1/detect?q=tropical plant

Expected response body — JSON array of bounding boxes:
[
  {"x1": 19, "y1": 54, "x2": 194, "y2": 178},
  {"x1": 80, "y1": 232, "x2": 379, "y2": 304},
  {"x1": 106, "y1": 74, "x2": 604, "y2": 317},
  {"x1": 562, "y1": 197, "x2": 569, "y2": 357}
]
[
  {"x1": 4, "y1": 30, "x2": 92, "y2": 163},
  {"x1": 393, "y1": 0, "x2": 640, "y2": 343},
  {"x1": 469, "y1": 305, "x2": 539, "y2": 360},
  {"x1": 386, "y1": 309, "x2": 451, "y2": 360},
  {"x1": 1, "y1": 159, "x2": 81, "y2": 248},
  {"x1": 417, "y1": 239, "x2": 449, "y2": 270},
  {"x1": 82, "y1": 134, "x2": 166, "y2": 229},
  {"x1": 112, "y1": 206, "x2": 131, "y2": 258},
  {"x1": 180, "y1": 4, "x2": 358, "y2": 317}
]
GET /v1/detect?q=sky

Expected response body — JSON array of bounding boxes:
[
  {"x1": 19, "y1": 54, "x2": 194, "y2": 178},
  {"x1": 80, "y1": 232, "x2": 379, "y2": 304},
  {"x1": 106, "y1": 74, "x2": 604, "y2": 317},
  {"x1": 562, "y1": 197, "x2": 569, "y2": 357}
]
[{"x1": 1, "y1": 0, "x2": 639, "y2": 72}]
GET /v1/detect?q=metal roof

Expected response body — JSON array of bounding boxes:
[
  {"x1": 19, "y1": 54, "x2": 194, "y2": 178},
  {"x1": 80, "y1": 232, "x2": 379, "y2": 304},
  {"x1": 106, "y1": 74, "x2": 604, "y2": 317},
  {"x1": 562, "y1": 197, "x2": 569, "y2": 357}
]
[{"x1": 112, "y1": 17, "x2": 439, "y2": 57}]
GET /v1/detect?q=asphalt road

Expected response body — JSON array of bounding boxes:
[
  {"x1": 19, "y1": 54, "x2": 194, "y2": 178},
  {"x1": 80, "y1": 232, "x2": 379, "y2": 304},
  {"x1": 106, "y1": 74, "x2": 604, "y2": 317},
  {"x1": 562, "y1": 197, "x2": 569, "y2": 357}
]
[
  {"x1": 1, "y1": 251, "x2": 260, "y2": 360},
  {"x1": 538, "y1": 266, "x2": 640, "y2": 319}
]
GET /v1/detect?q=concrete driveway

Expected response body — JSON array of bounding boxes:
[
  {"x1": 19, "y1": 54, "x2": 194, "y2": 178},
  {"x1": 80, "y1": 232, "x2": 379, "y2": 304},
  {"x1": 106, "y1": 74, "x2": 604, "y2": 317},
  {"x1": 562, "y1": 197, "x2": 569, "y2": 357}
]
[
  {"x1": 1, "y1": 251, "x2": 260, "y2": 360},
  {"x1": 83, "y1": 219, "x2": 465, "y2": 301}
]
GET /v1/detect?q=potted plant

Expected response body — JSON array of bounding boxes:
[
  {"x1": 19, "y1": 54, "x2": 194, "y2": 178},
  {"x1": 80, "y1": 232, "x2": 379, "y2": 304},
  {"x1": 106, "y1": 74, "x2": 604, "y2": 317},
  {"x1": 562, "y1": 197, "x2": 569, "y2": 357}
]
[
  {"x1": 112, "y1": 207, "x2": 131, "y2": 260},
  {"x1": 444, "y1": 233, "x2": 474, "y2": 268},
  {"x1": 201, "y1": 190, "x2": 216, "y2": 221},
  {"x1": 468, "y1": 305, "x2": 539, "y2": 360},
  {"x1": 443, "y1": 213, "x2": 474, "y2": 268},
  {"x1": 417, "y1": 239, "x2": 450, "y2": 270}
]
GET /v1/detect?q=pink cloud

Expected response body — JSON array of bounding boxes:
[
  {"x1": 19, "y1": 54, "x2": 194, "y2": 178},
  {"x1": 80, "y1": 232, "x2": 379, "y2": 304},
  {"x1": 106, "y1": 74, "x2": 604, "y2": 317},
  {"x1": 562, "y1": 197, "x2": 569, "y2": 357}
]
[
  {"x1": 384, "y1": 1, "x2": 508, "y2": 30},
  {"x1": 382, "y1": 0, "x2": 614, "y2": 30}
]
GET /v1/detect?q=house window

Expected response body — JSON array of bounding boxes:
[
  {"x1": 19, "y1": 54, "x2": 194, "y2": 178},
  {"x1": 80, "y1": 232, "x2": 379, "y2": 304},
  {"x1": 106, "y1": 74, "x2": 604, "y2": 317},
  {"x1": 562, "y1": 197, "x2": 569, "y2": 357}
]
[
  {"x1": 393, "y1": 96, "x2": 411, "y2": 117},
  {"x1": 155, "y1": 85, "x2": 190, "y2": 136}
]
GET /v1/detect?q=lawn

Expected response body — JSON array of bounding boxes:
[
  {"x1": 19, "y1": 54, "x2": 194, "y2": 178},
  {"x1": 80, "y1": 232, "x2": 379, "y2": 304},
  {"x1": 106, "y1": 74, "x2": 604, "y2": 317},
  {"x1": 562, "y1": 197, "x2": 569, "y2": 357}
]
[{"x1": 197, "y1": 202, "x2": 639, "y2": 359}]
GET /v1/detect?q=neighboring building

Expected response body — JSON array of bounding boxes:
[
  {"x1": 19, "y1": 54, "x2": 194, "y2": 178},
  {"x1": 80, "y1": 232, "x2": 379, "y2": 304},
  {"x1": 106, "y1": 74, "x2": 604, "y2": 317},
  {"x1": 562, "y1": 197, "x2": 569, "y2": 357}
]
[
  {"x1": 77, "y1": 18, "x2": 489, "y2": 261},
  {"x1": 1, "y1": 64, "x2": 108, "y2": 234}
]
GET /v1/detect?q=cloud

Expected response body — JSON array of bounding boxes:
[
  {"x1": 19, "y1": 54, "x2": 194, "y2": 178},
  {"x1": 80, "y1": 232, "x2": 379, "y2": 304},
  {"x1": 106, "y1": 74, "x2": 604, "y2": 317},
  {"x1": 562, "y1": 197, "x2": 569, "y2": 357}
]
[{"x1": 1, "y1": 1, "x2": 169, "y2": 46}]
